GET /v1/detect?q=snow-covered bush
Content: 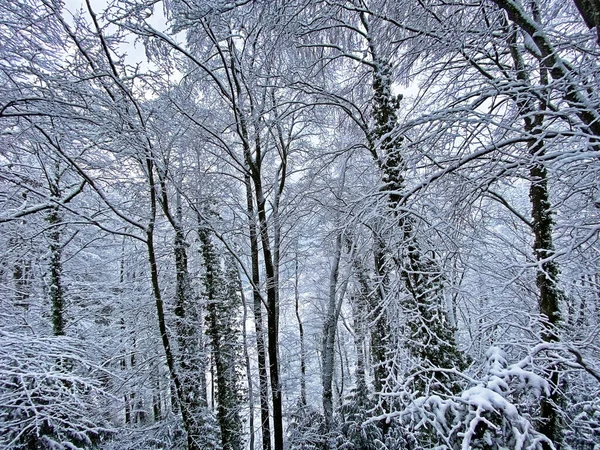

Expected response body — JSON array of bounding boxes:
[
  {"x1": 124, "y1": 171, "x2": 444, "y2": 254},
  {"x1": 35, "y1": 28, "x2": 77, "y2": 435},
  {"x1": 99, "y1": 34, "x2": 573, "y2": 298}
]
[
  {"x1": 565, "y1": 394, "x2": 600, "y2": 449},
  {"x1": 400, "y1": 347, "x2": 553, "y2": 449},
  {"x1": 0, "y1": 331, "x2": 112, "y2": 449},
  {"x1": 335, "y1": 390, "x2": 384, "y2": 450},
  {"x1": 287, "y1": 402, "x2": 327, "y2": 450},
  {"x1": 101, "y1": 409, "x2": 220, "y2": 450}
]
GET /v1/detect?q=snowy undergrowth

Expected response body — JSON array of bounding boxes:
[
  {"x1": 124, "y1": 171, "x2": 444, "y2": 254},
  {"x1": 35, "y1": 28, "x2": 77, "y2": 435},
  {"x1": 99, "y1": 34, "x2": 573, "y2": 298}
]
[
  {"x1": 0, "y1": 331, "x2": 114, "y2": 449},
  {"x1": 398, "y1": 347, "x2": 553, "y2": 450}
]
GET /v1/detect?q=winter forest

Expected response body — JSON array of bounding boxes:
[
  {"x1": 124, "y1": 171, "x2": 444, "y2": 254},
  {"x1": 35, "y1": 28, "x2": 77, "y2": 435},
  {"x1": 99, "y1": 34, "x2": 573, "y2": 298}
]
[{"x1": 3, "y1": 0, "x2": 600, "y2": 448}]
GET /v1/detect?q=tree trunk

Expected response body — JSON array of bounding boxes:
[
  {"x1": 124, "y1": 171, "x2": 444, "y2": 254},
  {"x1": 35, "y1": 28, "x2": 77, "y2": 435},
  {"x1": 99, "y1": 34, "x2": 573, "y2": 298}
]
[
  {"x1": 240, "y1": 278, "x2": 256, "y2": 450},
  {"x1": 506, "y1": 20, "x2": 563, "y2": 446},
  {"x1": 573, "y1": 0, "x2": 600, "y2": 31},
  {"x1": 200, "y1": 228, "x2": 243, "y2": 450},
  {"x1": 350, "y1": 293, "x2": 368, "y2": 400},
  {"x1": 146, "y1": 227, "x2": 198, "y2": 449},
  {"x1": 245, "y1": 174, "x2": 272, "y2": 450},
  {"x1": 174, "y1": 224, "x2": 208, "y2": 408},
  {"x1": 228, "y1": 35, "x2": 283, "y2": 448},
  {"x1": 295, "y1": 251, "x2": 307, "y2": 407},
  {"x1": 253, "y1": 172, "x2": 284, "y2": 450},
  {"x1": 363, "y1": 16, "x2": 466, "y2": 397},
  {"x1": 530, "y1": 143, "x2": 563, "y2": 449},
  {"x1": 371, "y1": 232, "x2": 390, "y2": 397},
  {"x1": 322, "y1": 232, "x2": 343, "y2": 435},
  {"x1": 13, "y1": 256, "x2": 31, "y2": 309},
  {"x1": 47, "y1": 204, "x2": 65, "y2": 336},
  {"x1": 144, "y1": 159, "x2": 199, "y2": 450},
  {"x1": 349, "y1": 251, "x2": 373, "y2": 402}
]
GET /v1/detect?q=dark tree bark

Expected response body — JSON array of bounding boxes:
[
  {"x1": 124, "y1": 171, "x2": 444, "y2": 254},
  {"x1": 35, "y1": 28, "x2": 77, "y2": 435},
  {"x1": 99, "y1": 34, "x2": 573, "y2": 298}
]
[
  {"x1": 232, "y1": 55, "x2": 283, "y2": 447},
  {"x1": 13, "y1": 255, "x2": 31, "y2": 310},
  {"x1": 146, "y1": 229, "x2": 198, "y2": 449},
  {"x1": 492, "y1": 0, "x2": 600, "y2": 142},
  {"x1": 574, "y1": 0, "x2": 600, "y2": 31},
  {"x1": 245, "y1": 174, "x2": 272, "y2": 450},
  {"x1": 44, "y1": 163, "x2": 66, "y2": 337},
  {"x1": 322, "y1": 232, "x2": 344, "y2": 435},
  {"x1": 371, "y1": 233, "x2": 391, "y2": 397},
  {"x1": 240, "y1": 277, "x2": 256, "y2": 450},
  {"x1": 157, "y1": 168, "x2": 211, "y2": 444},
  {"x1": 173, "y1": 222, "x2": 208, "y2": 408},
  {"x1": 199, "y1": 227, "x2": 243, "y2": 450},
  {"x1": 295, "y1": 251, "x2": 307, "y2": 407},
  {"x1": 506, "y1": 20, "x2": 564, "y2": 448},
  {"x1": 348, "y1": 249, "x2": 373, "y2": 402},
  {"x1": 252, "y1": 170, "x2": 284, "y2": 450},
  {"x1": 529, "y1": 141, "x2": 563, "y2": 450},
  {"x1": 47, "y1": 205, "x2": 65, "y2": 337},
  {"x1": 144, "y1": 158, "x2": 200, "y2": 450}
]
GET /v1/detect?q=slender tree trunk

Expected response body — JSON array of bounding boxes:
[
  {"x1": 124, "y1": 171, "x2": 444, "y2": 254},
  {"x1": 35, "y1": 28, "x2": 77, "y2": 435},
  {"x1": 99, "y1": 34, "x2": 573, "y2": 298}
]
[
  {"x1": 253, "y1": 172, "x2": 284, "y2": 450},
  {"x1": 13, "y1": 255, "x2": 30, "y2": 309},
  {"x1": 350, "y1": 293, "x2": 368, "y2": 400},
  {"x1": 322, "y1": 232, "x2": 343, "y2": 435},
  {"x1": 506, "y1": 21, "x2": 563, "y2": 446},
  {"x1": 147, "y1": 227, "x2": 198, "y2": 449},
  {"x1": 336, "y1": 329, "x2": 348, "y2": 407},
  {"x1": 47, "y1": 204, "x2": 65, "y2": 336},
  {"x1": 144, "y1": 159, "x2": 199, "y2": 450},
  {"x1": 157, "y1": 166, "x2": 211, "y2": 440},
  {"x1": 228, "y1": 37, "x2": 283, "y2": 448},
  {"x1": 153, "y1": 361, "x2": 162, "y2": 422},
  {"x1": 295, "y1": 251, "x2": 307, "y2": 407},
  {"x1": 349, "y1": 250, "x2": 372, "y2": 402},
  {"x1": 245, "y1": 174, "x2": 272, "y2": 450},
  {"x1": 240, "y1": 279, "x2": 256, "y2": 450},
  {"x1": 210, "y1": 355, "x2": 215, "y2": 411}
]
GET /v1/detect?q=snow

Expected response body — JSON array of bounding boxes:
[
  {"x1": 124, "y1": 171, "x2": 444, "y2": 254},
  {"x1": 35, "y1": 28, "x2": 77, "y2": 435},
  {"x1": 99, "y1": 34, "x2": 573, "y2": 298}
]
[{"x1": 461, "y1": 385, "x2": 519, "y2": 418}]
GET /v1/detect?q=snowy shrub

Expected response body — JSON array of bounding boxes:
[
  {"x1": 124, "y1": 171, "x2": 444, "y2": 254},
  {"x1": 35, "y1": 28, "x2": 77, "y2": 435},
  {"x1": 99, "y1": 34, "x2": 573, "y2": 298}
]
[
  {"x1": 400, "y1": 347, "x2": 553, "y2": 449},
  {"x1": 287, "y1": 402, "x2": 327, "y2": 450},
  {"x1": 564, "y1": 387, "x2": 600, "y2": 449},
  {"x1": 0, "y1": 331, "x2": 113, "y2": 449},
  {"x1": 334, "y1": 389, "x2": 385, "y2": 450},
  {"x1": 101, "y1": 409, "x2": 220, "y2": 450}
]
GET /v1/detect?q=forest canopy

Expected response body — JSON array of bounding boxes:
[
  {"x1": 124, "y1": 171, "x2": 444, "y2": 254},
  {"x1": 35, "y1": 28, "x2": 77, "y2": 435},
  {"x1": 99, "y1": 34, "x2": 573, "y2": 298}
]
[{"x1": 1, "y1": 0, "x2": 600, "y2": 449}]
